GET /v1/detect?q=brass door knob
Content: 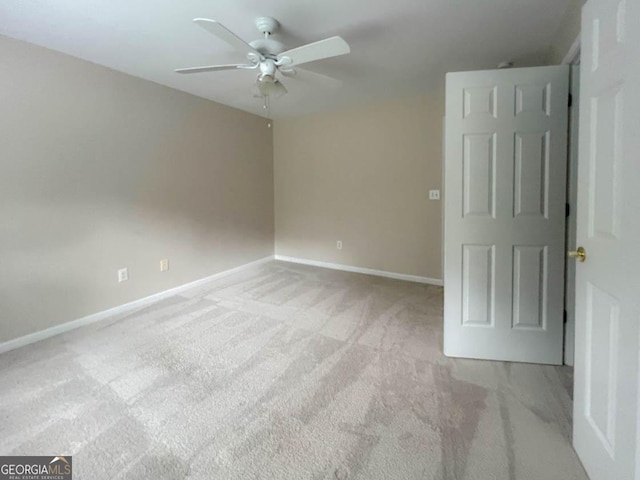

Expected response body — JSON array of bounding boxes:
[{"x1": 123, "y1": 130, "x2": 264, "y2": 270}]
[{"x1": 568, "y1": 246, "x2": 586, "y2": 262}]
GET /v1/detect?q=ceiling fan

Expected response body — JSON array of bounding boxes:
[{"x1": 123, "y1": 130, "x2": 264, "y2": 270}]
[{"x1": 175, "y1": 17, "x2": 350, "y2": 99}]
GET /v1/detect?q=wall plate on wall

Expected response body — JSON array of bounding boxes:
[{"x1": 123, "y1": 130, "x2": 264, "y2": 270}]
[{"x1": 117, "y1": 268, "x2": 129, "y2": 283}]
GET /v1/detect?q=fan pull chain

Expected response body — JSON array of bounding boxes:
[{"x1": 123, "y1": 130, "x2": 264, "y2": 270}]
[{"x1": 263, "y1": 95, "x2": 272, "y2": 128}]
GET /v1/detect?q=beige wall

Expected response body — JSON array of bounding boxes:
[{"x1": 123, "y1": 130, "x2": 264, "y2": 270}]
[
  {"x1": 274, "y1": 95, "x2": 443, "y2": 280},
  {"x1": 549, "y1": 0, "x2": 586, "y2": 64},
  {"x1": 0, "y1": 35, "x2": 274, "y2": 343}
]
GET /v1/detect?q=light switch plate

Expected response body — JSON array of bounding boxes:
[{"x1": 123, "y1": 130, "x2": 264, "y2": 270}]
[{"x1": 429, "y1": 189, "x2": 441, "y2": 200}]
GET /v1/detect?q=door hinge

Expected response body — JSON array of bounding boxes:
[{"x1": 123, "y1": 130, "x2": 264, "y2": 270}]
[
  {"x1": 563, "y1": 310, "x2": 567, "y2": 324},
  {"x1": 568, "y1": 93, "x2": 573, "y2": 107},
  {"x1": 566, "y1": 203, "x2": 571, "y2": 217}
]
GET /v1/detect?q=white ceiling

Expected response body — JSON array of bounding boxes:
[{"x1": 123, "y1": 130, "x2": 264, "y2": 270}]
[{"x1": 0, "y1": 0, "x2": 571, "y2": 118}]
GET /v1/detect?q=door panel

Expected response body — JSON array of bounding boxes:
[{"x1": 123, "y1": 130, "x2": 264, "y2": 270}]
[
  {"x1": 515, "y1": 83, "x2": 551, "y2": 116},
  {"x1": 463, "y1": 86, "x2": 497, "y2": 119},
  {"x1": 513, "y1": 131, "x2": 549, "y2": 218},
  {"x1": 461, "y1": 244, "x2": 495, "y2": 326},
  {"x1": 512, "y1": 245, "x2": 547, "y2": 330},
  {"x1": 462, "y1": 133, "x2": 496, "y2": 217},
  {"x1": 588, "y1": 85, "x2": 622, "y2": 239},
  {"x1": 584, "y1": 282, "x2": 619, "y2": 455},
  {"x1": 444, "y1": 65, "x2": 569, "y2": 365}
]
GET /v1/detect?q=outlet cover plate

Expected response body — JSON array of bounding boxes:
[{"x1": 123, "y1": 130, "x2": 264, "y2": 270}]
[{"x1": 117, "y1": 268, "x2": 129, "y2": 283}]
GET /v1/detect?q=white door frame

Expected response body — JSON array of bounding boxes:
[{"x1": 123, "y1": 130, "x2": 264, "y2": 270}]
[{"x1": 563, "y1": 38, "x2": 581, "y2": 366}]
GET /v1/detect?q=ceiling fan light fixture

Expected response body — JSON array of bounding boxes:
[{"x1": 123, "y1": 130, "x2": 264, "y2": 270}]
[
  {"x1": 254, "y1": 75, "x2": 287, "y2": 98},
  {"x1": 257, "y1": 73, "x2": 275, "y2": 84}
]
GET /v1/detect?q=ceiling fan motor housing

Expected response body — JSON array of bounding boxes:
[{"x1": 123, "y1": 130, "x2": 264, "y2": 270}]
[
  {"x1": 249, "y1": 17, "x2": 284, "y2": 57},
  {"x1": 249, "y1": 38, "x2": 285, "y2": 56},
  {"x1": 258, "y1": 59, "x2": 277, "y2": 80},
  {"x1": 255, "y1": 17, "x2": 279, "y2": 35}
]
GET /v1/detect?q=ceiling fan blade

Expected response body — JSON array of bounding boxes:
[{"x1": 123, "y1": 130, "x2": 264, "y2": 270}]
[
  {"x1": 282, "y1": 68, "x2": 342, "y2": 89},
  {"x1": 193, "y1": 18, "x2": 263, "y2": 60},
  {"x1": 277, "y1": 36, "x2": 350, "y2": 67},
  {"x1": 278, "y1": 69, "x2": 296, "y2": 78},
  {"x1": 175, "y1": 64, "x2": 256, "y2": 74}
]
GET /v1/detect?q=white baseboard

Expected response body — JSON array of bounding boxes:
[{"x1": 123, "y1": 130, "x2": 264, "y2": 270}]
[
  {"x1": 0, "y1": 255, "x2": 274, "y2": 355},
  {"x1": 274, "y1": 255, "x2": 443, "y2": 286}
]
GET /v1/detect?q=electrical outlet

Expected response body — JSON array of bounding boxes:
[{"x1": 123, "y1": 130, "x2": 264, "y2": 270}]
[
  {"x1": 117, "y1": 268, "x2": 128, "y2": 283},
  {"x1": 336, "y1": 240, "x2": 343, "y2": 250},
  {"x1": 429, "y1": 189, "x2": 441, "y2": 200},
  {"x1": 160, "y1": 259, "x2": 169, "y2": 272}
]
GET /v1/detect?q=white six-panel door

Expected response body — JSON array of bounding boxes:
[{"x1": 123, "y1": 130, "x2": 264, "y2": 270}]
[
  {"x1": 444, "y1": 66, "x2": 569, "y2": 365},
  {"x1": 572, "y1": 0, "x2": 640, "y2": 478}
]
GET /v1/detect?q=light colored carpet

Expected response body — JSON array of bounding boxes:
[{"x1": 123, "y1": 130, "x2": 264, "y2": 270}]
[{"x1": 0, "y1": 260, "x2": 587, "y2": 480}]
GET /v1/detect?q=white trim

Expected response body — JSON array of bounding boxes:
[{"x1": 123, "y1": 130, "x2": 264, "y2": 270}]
[
  {"x1": 562, "y1": 34, "x2": 581, "y2": 65},
  {"x1": 275, "y1": 255, "x2": 443, "y2": 286},
  {"x1": 0, "y1": 256, "x2": 274, "y2": 355}
]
